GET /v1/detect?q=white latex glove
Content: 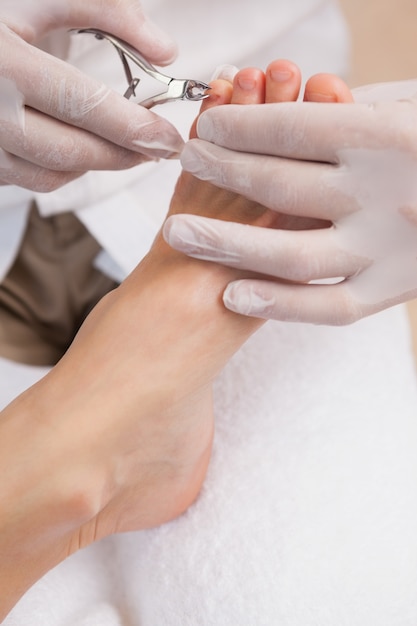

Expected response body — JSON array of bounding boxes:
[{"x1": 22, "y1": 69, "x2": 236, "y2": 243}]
[
  {"x1": 0, "y1": 0, "x2": 183, "y2": 191},
  {"x1": 164, "y1": 79, "x2": 417, "y2": 325}
]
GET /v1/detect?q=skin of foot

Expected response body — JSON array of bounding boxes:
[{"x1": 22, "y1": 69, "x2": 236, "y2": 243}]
[{"x1": 0, "y1": 61, "x2": 353, "y2": 620}]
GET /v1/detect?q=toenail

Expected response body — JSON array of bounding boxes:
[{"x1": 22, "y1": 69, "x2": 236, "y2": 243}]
[
  {"x1": 269, "y1": 69, "x2": 293, "y2": 83},
  {"x1": 237, "y1": 76, "x2": 257, "y2": 90}
]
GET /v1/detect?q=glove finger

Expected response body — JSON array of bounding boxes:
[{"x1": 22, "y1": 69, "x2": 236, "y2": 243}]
[
  {"x1": 0, "y1": 148, "x2": 82, "y2": 191},
  {"x1": 0, "y1": 107, "x2": 150, "y2": 175},
  {"x1": 181, "y1": 140, "x2": 354, "y2": 221},
  {"x1": 1, "y1": 31, "x2": 183, "y2": 159},
  {"x1": 163, "y1": 215, "x2": 368, "y2": 282},
  {"x1": 196, "y1": 101, "x2": 378, "y2": 163},
  {"x1": 222, "y1": 279, "x2": 368, "y2": 326}
]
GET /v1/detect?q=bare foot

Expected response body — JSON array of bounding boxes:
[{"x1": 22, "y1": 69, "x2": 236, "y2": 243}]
[
  {"x1": 0, "y1": 61, "x2": 355, "y2": 619},
  {"x1": 74, "y1": 63, "x2": 313, "y2": 536}
]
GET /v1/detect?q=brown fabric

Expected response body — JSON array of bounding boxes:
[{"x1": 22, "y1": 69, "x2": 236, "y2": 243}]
[{"x1": 0, "y1": 203, "x2": 118, "y2": 366}]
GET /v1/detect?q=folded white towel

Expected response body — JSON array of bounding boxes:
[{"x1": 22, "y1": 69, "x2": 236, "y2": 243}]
[{"x1": 6, "y1": 306, "x2": 417, "y2": 626}]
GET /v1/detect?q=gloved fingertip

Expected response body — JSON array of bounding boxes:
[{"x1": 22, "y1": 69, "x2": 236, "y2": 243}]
[
  {"x1": 180, "y1": 143, "x2": 206, "y2": 176},
  {"x1": 163, "y1": 214, "x2": 218, "y2": 258},
  {"x1": 162, "y1": 215, "x2": 195, "y2": 252},
  {"x1": 223, "y1": 282, "x2": 274, "y2": 318},
  {"x1": 131, "y1": 118, "x2": 184, "y2": 159},
  {"x1": 162, "y1": 216, "x2": 175, "y2": 246},
  {"x1": 196, "y1": 111, "x2": 216, "y2": 142}
]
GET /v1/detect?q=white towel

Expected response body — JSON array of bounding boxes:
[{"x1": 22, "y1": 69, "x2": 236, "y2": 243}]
[{"x1": 5, "y1": 305, "x2": 417, "y2": 625}]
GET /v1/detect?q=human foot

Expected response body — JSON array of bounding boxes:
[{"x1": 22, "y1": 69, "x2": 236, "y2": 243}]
[
  {"x1": 65, "y1": 63, "x2": 311, "y2": 536},
  {"x1": 0, "y1": 63, "x2": 353, "y2": 617},
  {"x1": 164, "y1": 63, "x2": 354, "y2": 258}
]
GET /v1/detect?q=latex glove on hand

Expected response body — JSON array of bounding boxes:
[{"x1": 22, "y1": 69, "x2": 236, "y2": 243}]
[
  {"x1": 0, "y1": 0, "x2": 182, "y2": 191},
  {"x1": 165, "y1": 79, "x2": 417, "y2": 325}
]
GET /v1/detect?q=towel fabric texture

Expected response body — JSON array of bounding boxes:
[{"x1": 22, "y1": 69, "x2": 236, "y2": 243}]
[{"x1": 4, "y1": 306, "x2": 417, "y2": 625}]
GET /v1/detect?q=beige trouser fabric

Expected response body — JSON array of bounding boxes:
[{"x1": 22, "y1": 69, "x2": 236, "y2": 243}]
[{"x1": 0, "y1": 203, "x2": 118, "y2": 366}]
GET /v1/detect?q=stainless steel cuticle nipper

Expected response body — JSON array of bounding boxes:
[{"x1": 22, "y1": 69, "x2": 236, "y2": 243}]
[{"x1": 74, "y1": 28, "x2": 211, "y2": 109}]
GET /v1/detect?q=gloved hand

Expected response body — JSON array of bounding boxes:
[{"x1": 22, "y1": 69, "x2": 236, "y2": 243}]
[
  {"x1": 166, "y1": 79, "x2": 417, "y2": 325},
  {"x1": 0, "y1": 0, "x2": 183, "y2": 191}
]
